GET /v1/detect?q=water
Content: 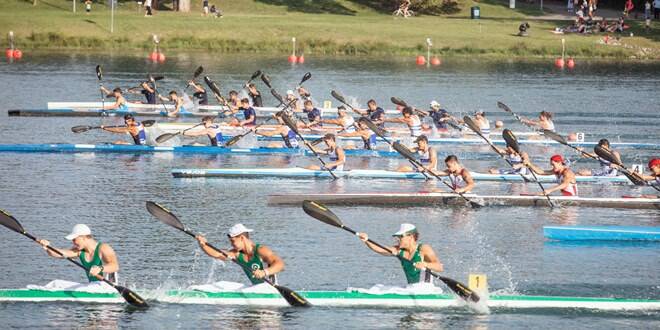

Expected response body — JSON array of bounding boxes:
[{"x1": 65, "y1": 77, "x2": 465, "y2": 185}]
[{"x1": 0, "y1": 54, "x2": 658, "y2": 328}]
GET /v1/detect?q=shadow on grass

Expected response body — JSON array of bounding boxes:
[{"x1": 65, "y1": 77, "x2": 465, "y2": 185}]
[
  {"x1": 349, "y1": 0, "x2": 460, "y2": 15},
  {"x1": 38, "y1": 0, "x2": 69, "y2": 11},
  {"x1": 255, "y1": 0, "x2": 357, "y2": 15},
  {"x1": 84, "y1": 19, "x2": 109, "y2": 33}
]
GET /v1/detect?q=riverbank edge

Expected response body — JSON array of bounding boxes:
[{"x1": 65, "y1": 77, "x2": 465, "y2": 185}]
[{"x1": 11, "y1": 32, "x2": 656, "y2": 60}]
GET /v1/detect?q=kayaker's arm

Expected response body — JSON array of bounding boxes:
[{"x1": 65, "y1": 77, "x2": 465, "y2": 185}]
[
  {"x1": 195, "y1": 235, "x2": 231, "y2": 261},
  {"x1": 357, "y1": 233, "x2": 397, "y2": 256},
  {"x1": 416, "y1": 244, "x2": 443, "y2": 273},
  {"x1": 253, "y1": 245, "x2": 284, "y2": 279},
  {"x1": 95, "y1": 243, "x2": 119, "y2": 275},
  {"x1": 37, "y1": 239, "x2": 79, "y2": 258}
]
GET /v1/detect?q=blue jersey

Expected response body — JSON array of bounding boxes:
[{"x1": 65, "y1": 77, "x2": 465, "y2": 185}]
[
  {"x1": 208, "y1": 124, "x2": 223, "y2": 146},
  {"x1": 430, "y1": 109, "x2": 449, "y2": 130},
  {"x1": 193, "y1": 91, "x2": 208, "y2": 105},
  {"x1": 282, "y1": 129, "x2": 299, "y2": 148},
  {"x1": 305, "y1": 108, "x2": 322, "y2": 126},
  {"x1": 141, "y1": 89, "x2": 156, "y2": 104},
  {"x1": 368, "y1": 107, "x2": 385, "y2": 128},
  {"x1": 362, "y1": 133, "x2": 377, "y2": 150},
  {"x1": 130, "y1": 122, "x2": 147, "y2": 145},
  {"x1": 242, "y1": 107, "x2": 257, "y2": 126}
]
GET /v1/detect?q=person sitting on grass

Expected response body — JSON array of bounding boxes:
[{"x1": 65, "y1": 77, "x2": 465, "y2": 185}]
[{"x1": 210, "y1": 5, "x2": 223, "y2": 18}]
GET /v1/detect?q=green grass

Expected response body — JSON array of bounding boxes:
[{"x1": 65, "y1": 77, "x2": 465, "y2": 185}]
[{"x1": 1, "y1": 0, "x2": 659, "y2": 59}]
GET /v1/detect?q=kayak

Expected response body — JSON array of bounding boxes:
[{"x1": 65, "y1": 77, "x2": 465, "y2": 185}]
[
  {"x1": 151, "y1": 123, "x2": 660, "y2": 149},
  {"x1": 544, "y1": 226, "x2": 660, "y2": 241},
  {"x1": 266, "y1": 192, "x2": 660, "y2": 210},
  {"x1": 0, "y1": 288, "x2": 657, "y2": 310},
  {"x1": 0, "y1": 143, "x2": 399, "y2": 158},
  {"x1": 172, "y1": 168, "x2": 632, "y2": 184}
]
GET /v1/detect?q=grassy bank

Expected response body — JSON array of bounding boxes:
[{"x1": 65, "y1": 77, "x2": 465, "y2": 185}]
[{"x1": 1, "y1": 0, "x2": 659, "y2": 59}]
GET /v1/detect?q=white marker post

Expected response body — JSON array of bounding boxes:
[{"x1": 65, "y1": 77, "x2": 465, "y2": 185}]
[
  {"x1": 110, "y1": 0, "x2": 115, "y2": 33},
  {"x1": 561, "y1": 38, "x2": 566, "y2": 62},
  {"x1": 292, "y1": 37, "x2": 296, "y2": 57},
  {"x1": 426, "y1": 38, "x2": 432, "y2": 68}
]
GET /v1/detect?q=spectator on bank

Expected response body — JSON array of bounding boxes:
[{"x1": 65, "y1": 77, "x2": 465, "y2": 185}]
[
  {"x1": 655, "y1": 0, "x2": 660, "y2": 19},
  {"x1": 210, "y1": 5, "x2": 222, "y2": 18},
  {"x1": 645, "y1": 0, "x2": 652, "y2": 29},
  {"x1": 624, "y1": 0, "x2": 634, "y2": 17},
  {"x1": 202, "y1": 0, "x2": 209, "y2": 16},
  {"x1": 85, "y1": 0, "x2": 92, "y2": 14},
  {"x1": 144, "y1": 0, "x2": 153, "y2": 17}
]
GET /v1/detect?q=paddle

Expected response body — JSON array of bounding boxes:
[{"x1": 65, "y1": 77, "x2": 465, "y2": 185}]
[
  {"x1": 594, "y1": 145, "x2": 651, "y2": 188},
  {"x1": 390, "y1": 97, "x2": 429, "y2": 117},
  {"x1": 155, "y1": 121, "x2": 208, "y2": 144},
  {"x1": 72, "y1": 119, "x2": 156, "y2": 133},
  {"x1": 244, "y1": 70, "x2": 263, "y2": 88},
  {"x1": 203, "y1": 76, "x2": 232, "y2": 111},
  {"x1": 542, "y1": 130, "x2": 648, "y2": 187},
  {"x1": 390, "y1": 140, "x2": 482, "y2": 208},
  {"x1": 497, "y1": 101, "x2": 537, "y2": 131},
  {"x1": 0, "y1": 209, "x2": 148, "y2": 308},
  {"x1": 260, "y1": 73, "x2": 272, "y2": 89},
  {"x1": 501, "y1": 129, "x2": 555, "y2": 207},
  {"x1": 184, "y1": 66, "x2": 204, "y2": 91},
  {"x1": 96, "y1": 65, "x2": 104, "y2": 110},
  {"x1": 273, "y1": 91, "x2": 337, "y2": 179},
  {"x1": 145, "y1": 201, "x2": 310, "y2": 307},
  {"x1": 148, "y1": 74, "x2": 170, "y2": 114},
  {"x1": 302, "y1": 200, "x2": 480, "y2": 303},
  {"x1": 463, "y1": 116, "x2": 532, "y2": 182}
]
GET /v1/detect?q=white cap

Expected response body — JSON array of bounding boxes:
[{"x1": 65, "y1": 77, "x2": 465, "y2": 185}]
[
  {"x1": 392, "y1": 223, "x2": 417, "y2": 237},
  {"x1": 65, "y1": 224, "x2": 92, "y2": 240},
  {"x1": 286, "y1": 90, "x2": 294, "y2": 95},
  {"x1": 228, "y1": 223, "x2": 254, "y2": 238},
  {"x1": 430, "y1": 100, "x2": 441, "y2": 109}
]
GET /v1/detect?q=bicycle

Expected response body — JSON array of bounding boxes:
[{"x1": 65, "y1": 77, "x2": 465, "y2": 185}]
[{"x1": 392, "y1": 8, "x2": 415, "y2": 18}]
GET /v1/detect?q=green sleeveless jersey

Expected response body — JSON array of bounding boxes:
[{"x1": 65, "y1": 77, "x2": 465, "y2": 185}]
[
  {"x1": 398, "y1": 244, "x2": 429, "y2": 284},
  {"x1": 236, "y1": 243, "x2": 266, "y2": 285},
  {"x1": 79, "y1": 243, "x2": 104, "y2": 282}
]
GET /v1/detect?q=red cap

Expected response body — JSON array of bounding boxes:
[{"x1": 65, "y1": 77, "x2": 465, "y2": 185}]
[
  {"x1": 550, "y1": 154, "x2": 565, "y2": 164},
  {"x1": 649, "y1": 158, "x2": 660, "y2": 169}
]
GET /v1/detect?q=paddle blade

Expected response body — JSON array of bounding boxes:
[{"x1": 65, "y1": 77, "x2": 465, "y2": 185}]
[
  {"x1": 330, "y1": 90, "x2": 346, "y2": 105},
  {"x1": 497, "y1": 101, "x2": 512, "y2": 113},
  {"x1": 302, "y1": 200, "x2": 344, "y2": 228},
  {"x1": 145, "y1": 201, "x2": 187, "y2": 233},
  {"x1": 594, "y1": 145, "x2": 622, "y2": 167},
  {"x1": 261, "y1": 73, "x2": 272, "y2": 89},
  {"x1": 299, "y1": 72, "x2": 312, "y2": 85},
  {"x1": 434, "y1": 275, "x2": 480, "y2": 303},
  {"x1": 155, "y1": 133, "x2": 177, "y2": 143},
  {"x1": 152, "y1": 75, "x2": 164, "y2": 81},
  {"x1": 541, "y1": 129, "x2": 567, "y2": 145},
  {"x1": 192, "y1": 66, "x2": 204, "y2": 79},
  {"x1": 71, "y1": 125, "x2": 91, "y2": 133},
  {"x1": 274, "y1": 284, "x2": 311, "y2": 307},
  {"x1": 463, "y1": 116, "x2": 481, "y2": 135},
  {"x1": 502, "y1": 129, "x2": 521, "y2": 154},
  {"x1": 204, "y1": 76, "x2": 222, "y2": 97},
  {"x1": 281, "y1": 113, "x2": 299, "y2": 135},
  {"x1": 95, "y1": 65, "x2": 103, "y2": 81},
  {"x1": 390, "y1": 97, "x2": 407, "y2": 107},
  {"x1": 621, "y1": 170, "x2": 648, "y2": 186},
  {"x1": 224, "y1": 135, "x2": 243, "y2": 147},
  {"x1": 116, "y1": 285, "x2": 149, "y2": 308},
  {"x1": 392, "y1": 141, "x2": 416, "y2": 161},
  {"x1": 310, "y1": 138, "x2": 324, "y2": 146},
  {"x1": 142, "y1": 120, "x2": 156, "y2": 127},
  {"x1": 361, "y1": 117, "x2": 386, "y2": 137},
  {"x1": 271, "y1": 89, "x2": 284, "y2": 104},
  {"x1": 250, "y1": 70, "x2": 263, "y2": 81},
  {"x1": 0, "y1": 208, "x2": 26, "y2": 234}
]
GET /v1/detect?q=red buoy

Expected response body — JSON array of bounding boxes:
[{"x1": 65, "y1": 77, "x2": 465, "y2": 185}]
[
  {"x1": 297, "y1": 54, "x2": 305, "y2": 64},
  {"x1": 149, "y1": 52, "x2": 158, "y2": 61},
  {"x1": 554, "y1": 58, "x2": 565, "y2": 68},
  {"x1": 12, "y1": 49, "x2": 22, "y2": 59},
  {"x1": 430, "y1": 57, "x2": 441, "y2": 66},
  {"x1": 157, "y1": 52, "x2": 166, "y2": 63},
  {"x1": 566, "y1": 58, "x2": 575, "y2": 69},
  {"x1": 416, "y1": 55, "x2": 426, "y2": 65},
  {"x1": 5, "y1": 48, "x2": 14, "y2": 59},
  {"x1": 288, "y1": 55, "x2": 297, "y2": 63}
]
